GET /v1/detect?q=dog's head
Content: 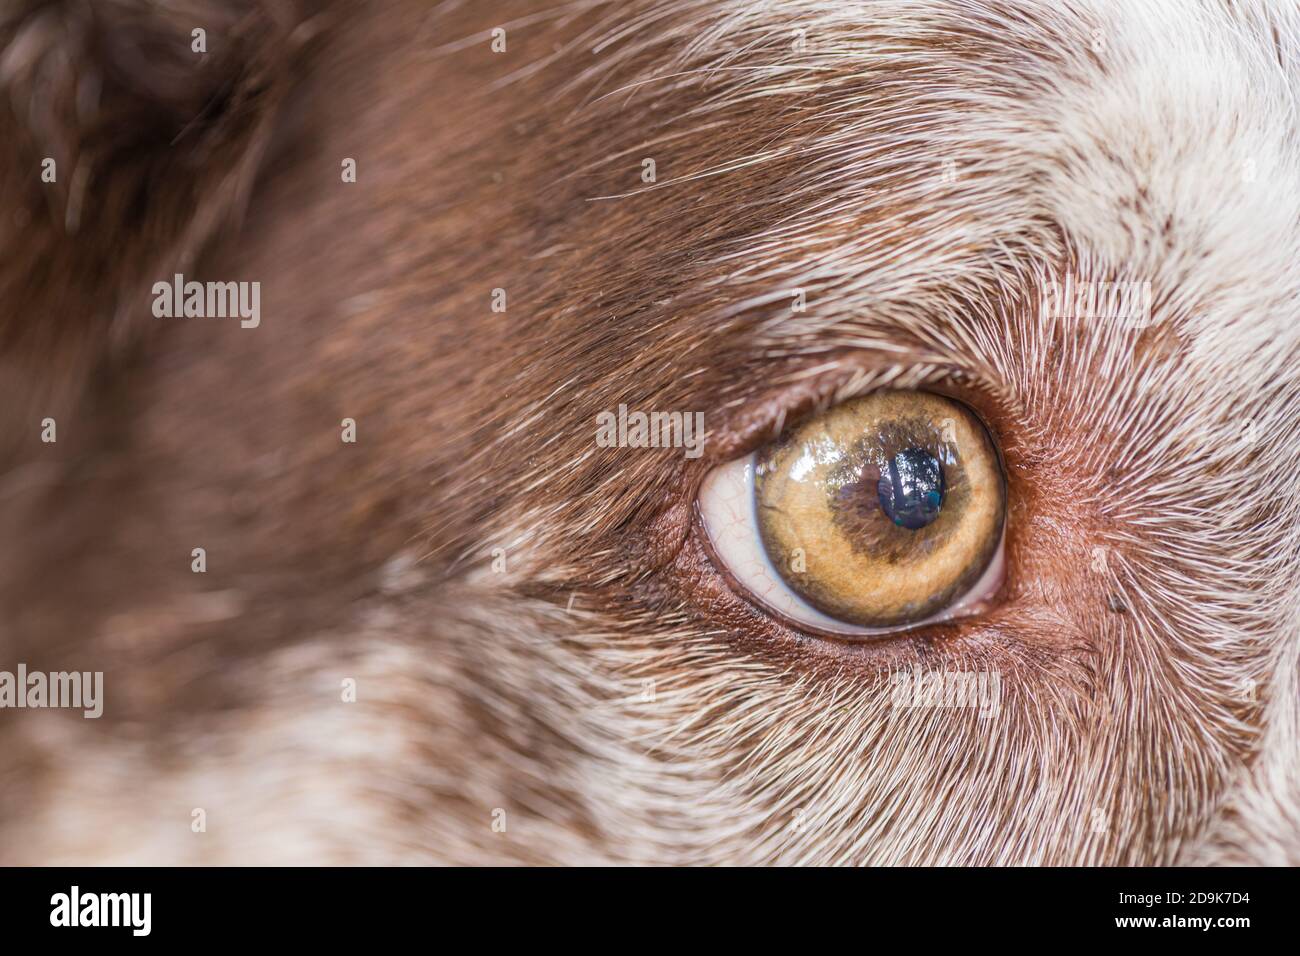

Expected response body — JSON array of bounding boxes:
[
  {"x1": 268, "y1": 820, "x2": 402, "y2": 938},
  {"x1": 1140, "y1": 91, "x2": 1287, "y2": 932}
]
[{"x1": 0, "y1": 0, "x2": 1297, "y2": 865}]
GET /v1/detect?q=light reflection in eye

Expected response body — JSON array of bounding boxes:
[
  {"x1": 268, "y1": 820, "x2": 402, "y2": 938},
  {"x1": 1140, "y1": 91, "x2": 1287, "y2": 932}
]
[{"x1": 787, "y1": 435, "x2": 841, "y2": 482}]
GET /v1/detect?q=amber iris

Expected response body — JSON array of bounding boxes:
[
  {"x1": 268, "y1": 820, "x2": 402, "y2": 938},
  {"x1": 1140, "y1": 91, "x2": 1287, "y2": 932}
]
[{"x1": 753, "y1": 390, "x2": 1004, "y2": 627}]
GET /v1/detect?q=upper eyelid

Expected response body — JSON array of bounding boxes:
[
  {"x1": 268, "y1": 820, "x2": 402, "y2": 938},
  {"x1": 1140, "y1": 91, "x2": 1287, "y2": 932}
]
[{"x1": 701, "y1": 357, "x2": 986, "y2": 465}]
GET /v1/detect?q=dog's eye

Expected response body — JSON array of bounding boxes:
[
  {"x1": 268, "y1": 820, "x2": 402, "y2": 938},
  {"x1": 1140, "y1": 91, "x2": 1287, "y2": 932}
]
[{"x1": 698, "y1": 390, "x2": 1007, "y2": 637}]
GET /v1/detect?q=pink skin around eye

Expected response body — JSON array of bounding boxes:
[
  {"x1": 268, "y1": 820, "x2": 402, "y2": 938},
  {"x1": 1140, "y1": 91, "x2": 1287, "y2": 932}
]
[{"x1": 697, "y1": 453, "x2": 1005, "y2": 638}]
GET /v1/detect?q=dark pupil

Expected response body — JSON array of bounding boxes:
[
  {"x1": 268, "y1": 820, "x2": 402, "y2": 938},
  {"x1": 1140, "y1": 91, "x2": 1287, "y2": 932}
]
[{"x1": 877, "y1": 447, "x2": 944, "y2": 530}]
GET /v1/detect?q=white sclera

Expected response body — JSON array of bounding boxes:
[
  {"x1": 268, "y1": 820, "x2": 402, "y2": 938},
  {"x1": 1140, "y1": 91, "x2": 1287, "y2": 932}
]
[{"x1": 697, "y1": 452, "x2": 1005, "y2": 638}]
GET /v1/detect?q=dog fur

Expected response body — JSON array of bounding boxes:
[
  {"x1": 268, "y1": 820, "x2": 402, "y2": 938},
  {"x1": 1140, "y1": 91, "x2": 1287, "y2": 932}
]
[{"x1": 0, "y1": 0, "x2": 1297, "y2": 865}]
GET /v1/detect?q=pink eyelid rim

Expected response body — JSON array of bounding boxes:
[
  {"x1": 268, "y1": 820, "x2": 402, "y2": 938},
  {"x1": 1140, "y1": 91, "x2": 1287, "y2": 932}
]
[{"x1": 697, "y1": 453, "x2": 1006, "y2": 638}]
